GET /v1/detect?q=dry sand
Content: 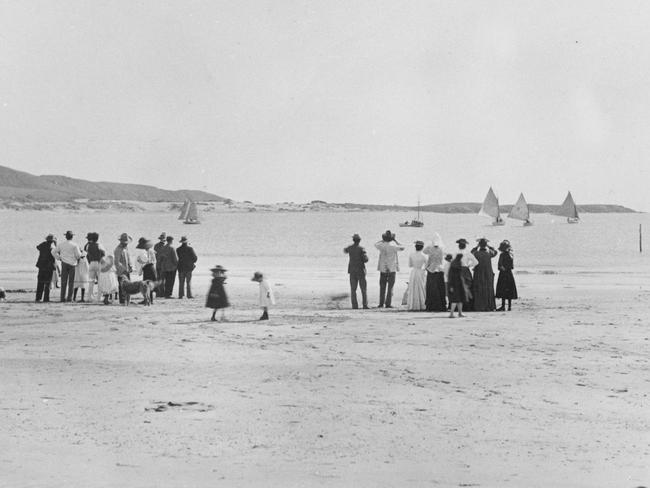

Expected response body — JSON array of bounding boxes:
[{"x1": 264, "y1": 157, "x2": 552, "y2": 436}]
[{"x1": 1, "y1": 273, "x2": 648, "y2": 487}]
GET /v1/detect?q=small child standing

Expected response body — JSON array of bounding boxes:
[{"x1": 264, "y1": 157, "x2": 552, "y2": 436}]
[
  {"x1": 251, "y1": 271, "x2": 275, "y2": 320},
  {"x1": 98, "y1": 255, "x2": 119, "y2": 305},
  {"x1": 206, "y1": 265, "x2": 229, "y2": 321}
]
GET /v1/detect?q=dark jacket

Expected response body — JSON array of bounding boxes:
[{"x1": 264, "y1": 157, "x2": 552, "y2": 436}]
[
  {"x1": 176, "y1": 243, "x2": 198, "y2": 272},
  {"x1": 36, "y1": 240, "x2": 56, "y2": 270},
  {"x1": 344, "y1": 243, "x2": 368, "y2": 274},
  {"x1": 157, "y1": 244, "x2": 178, "y2": 273}
]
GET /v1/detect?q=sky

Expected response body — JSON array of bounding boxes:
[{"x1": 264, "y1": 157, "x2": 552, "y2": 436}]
[{"x1": 1, "y1": 1, "x2": 649, "y2": 210}]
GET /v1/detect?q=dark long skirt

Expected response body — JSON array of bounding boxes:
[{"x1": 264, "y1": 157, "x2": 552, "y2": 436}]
[
  {"x1": 496, "y1": 270, "x2": 518, "y2": 299},
  {"x1": 206, "y1": 278, "x2": 229, "y2": 309},
  {"x1": 472, "y1": 268, "x2": 496, "y2": 311},
  {"x1": 448, "y1": 266, "x2": 471, "y2": 303},
  {"x1": 425, "y1": 271, "x2": 447, "y2": 311}
]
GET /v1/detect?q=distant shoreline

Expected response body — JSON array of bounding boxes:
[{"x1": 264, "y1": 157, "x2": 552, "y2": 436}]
[{"x1": 0, "y1": 199, "x2": 639, "y2": 213}]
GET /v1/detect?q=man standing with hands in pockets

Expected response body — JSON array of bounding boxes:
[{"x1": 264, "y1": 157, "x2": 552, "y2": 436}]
[{"x1": 344, "y1": 233, "x2": 369, "y2": 309}]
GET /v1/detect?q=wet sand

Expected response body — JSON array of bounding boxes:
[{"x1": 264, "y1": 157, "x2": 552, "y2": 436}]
[{"x1": 1, "y1": 273, "x2": 648, "y2": 487}]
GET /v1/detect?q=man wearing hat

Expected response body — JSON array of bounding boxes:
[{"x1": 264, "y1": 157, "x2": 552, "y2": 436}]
[
  {"x1": 35, "y1": 234, "x2": 57, "y2": 302},
  {"x1": 374, "y1": 230, "x2": 405, "y2": 308},
  {"x1": 343, "y1": 233, "x2": 369, "y2": 309},
  {"x1": 114, "y1": 233, "x2": 133, "y2": 304},
  {"x1": 52, "y1": 230, "x2": 82, "y2": 302},
  {"x1": 153, "y1": 233, "x2": 167, "y2": 297},
  {"x1": 157, "y1": 235, "x2": 179, "y2": 298},
  {"x1": 176, "y1": 236, "x2": 198, "y2": 299}
]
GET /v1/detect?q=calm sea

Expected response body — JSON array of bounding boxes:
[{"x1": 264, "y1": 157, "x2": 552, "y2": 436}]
[{"x1": 2, "y1": 209, "x2": 650, "y2": 293}]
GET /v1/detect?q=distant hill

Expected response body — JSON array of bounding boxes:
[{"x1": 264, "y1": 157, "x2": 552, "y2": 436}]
[
  {"x1": 0, "y1": 165, "x2": 226, "y2": 202},
  {"x1": 337, "y1": 202, "x2": 637, "y2": 213}
]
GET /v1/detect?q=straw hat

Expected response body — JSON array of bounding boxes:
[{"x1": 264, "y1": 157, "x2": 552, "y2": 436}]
[
  {"x1": 118, "y1": 233, "x2": 132, "y2": 243},
  {"x1": 136, "y1": 237, "x2": 153, "y2": 250},
  {"x1": 158, "y1": 232, "x2": 167, "y2": 240},
  {"x1": 251, "y1": 271, "x2": 264, "y2": 281},
  {"x1": 456, "y1": 238, "x2": 468, "y2": 245},
  {"x1": 210, "y1": 265, "x2": 227, "y2": 273}
]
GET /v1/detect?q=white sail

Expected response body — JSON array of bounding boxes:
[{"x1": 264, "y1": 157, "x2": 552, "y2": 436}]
[
  {"x1": 186, "y1": 201, "x2": 199, "y2": 222},
  {"x1": 178, "y1": 200, "x2": 190, "y2": 220},
  {"x1": 479, "y1": 187, "x2": 502, "y2": 221},
  {"x1": 556, "y1": 192, "x2": 579, "y2": 219},
  {"x1": 508, "y1": 193, "x2": 530, "y2": 221}
]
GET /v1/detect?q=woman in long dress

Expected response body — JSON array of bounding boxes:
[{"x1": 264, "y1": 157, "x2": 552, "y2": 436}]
[
  {"x1": 470, "y1": 238, "x2": 498, "y2": 311},
  {"x1": 135, "y1": 237, "x2": 157, "y2": 303},
  {"x1": 73, "y1": 251, "x2": 90, "y2": 302},
  {"x1": 423, "y1": 233, "x2": 446, "y2": 311},
  {"x1": 406, "y1": 240, "x2": 427, "y2": 310},
  {"x1": 495, "y1": 240, "x2": 518, "y2": 311}
]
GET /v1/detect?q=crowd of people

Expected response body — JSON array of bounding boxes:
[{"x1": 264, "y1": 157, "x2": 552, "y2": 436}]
[
  {"x1": 344, "y1": 230, "x2": 518, "y2": 317},
  {"x1": 35, "y1": 231, "x2": 197, "y2": 305},
  {"x1": 33, "y1": 230, "x2": 275, "y2": 322}
]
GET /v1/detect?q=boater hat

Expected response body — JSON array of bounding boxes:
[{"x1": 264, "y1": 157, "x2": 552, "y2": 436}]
[
  {"x1": 118, "y1": 233, "x2": 132, "y2": 243},
  {"x1": 456, "y1": 238, "x2": 469, "y2": 245},
  {"x1": 211, "y1": 265, "x2": 227, "y2": 273}
]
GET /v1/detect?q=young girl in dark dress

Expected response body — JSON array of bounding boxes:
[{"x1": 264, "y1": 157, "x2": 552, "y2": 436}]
[
  {"x1": 206, "y1": 265, "x2": 229, "y2": 321},
  {"x1": 496, "y1": 240, "x2": 518, "y2": 311}
]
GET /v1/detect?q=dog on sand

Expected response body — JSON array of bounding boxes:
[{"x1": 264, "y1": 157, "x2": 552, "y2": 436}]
[{"x1": 119, "y1": 277, "x2": 161, "y2": 306}]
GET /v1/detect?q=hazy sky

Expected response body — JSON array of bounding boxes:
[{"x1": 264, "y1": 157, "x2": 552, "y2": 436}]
[{"x1": 1, "y1": 1, "x2": 649, "y2": 210}]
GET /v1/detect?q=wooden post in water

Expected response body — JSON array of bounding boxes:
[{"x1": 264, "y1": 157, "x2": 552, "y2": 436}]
[{"x1": 640, "y1": 224, "x2": 643, "y2": 253}]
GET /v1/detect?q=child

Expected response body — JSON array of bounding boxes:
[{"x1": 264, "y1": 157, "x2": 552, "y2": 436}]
[
  {"x1": 73, "y1": 251, "x2": 90, "y2": 302},
  {"x1": 447, "y1": 253, "x2": 469, "y2": 318},
  {"x1": 206, "y1": 265, "x2": 229, "y2": 321},
  {"x1": 98, "y1": 255, "x2": 119, "y2": 305},
  {"x1": 251, "y1": 271, "x2": 275, "y2": 320}
]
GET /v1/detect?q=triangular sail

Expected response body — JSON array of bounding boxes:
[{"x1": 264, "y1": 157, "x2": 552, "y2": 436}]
[
  {"x1": 186, "y1": 201, "x2": 199, "y2": 222},
  {"x1": 556, "y1": 192, "x2": 579, "y2": 219},
  {"x1": 508, "y1": 193, "x2": 530, "y2": 221},
  {"x1": 178, "y1": 200, "x2": 190, "y2": 220},
  {"x1": 479, "y1": 187, "x2": 501, "y2": 220}
]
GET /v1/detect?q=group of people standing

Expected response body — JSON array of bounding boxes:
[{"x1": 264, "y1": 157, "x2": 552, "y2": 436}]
[
  {"x1": 344, "y1": 230, "x2": 518, "y2": 316},
  {"x1": 35, "y1": 231, "x2": 197, "y2": 304}
]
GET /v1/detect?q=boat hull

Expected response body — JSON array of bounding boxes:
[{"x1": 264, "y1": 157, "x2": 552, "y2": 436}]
[
  {"x1": 492, "y1": 220, "x2": 506, "y2": 226},
  {"x1": 399, "y1": 221, "x2": 424, "y2": 228},
  {"x1": 567, "y1": 217, "x2": 580, "y2": 224}
]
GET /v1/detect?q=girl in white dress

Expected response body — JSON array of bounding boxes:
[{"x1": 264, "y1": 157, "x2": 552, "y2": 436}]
[
  {"x1": 252, "y1": 271, "x2": 275, "y2": 320},
  {"x1": 98, "y1": 255, "x2": 119, "y2": 305},
  {"x1": 406, "y1": 241, "x2": 427, "y2": 311}
]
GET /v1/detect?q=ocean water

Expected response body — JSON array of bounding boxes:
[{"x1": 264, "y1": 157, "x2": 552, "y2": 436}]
[{"x1": 2, "y1": 209, "x2": 650, "y2": 293}]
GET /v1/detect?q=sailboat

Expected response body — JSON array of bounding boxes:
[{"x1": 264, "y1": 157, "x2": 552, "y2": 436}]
[
  {"x1": 479, "y1": 187, "x2": 505, "y2": 226},
  {"x1": 178, "y1": 199, "x2": 200, "y2": 224},
  {"x1": 507, "y1": 193, "x2": 533, "y2": 226},
  {"x1": 556, "y1": 191, "x2": 580, "y2": 224},
  {"x1": 399, "y1": 199, "x2": 424, "y2": 227}
]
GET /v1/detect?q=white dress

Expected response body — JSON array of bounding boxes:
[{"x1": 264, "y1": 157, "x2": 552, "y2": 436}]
[
  {"x1": 258, "y1": 279, "x2": 275, "y2": 307},
  {"x1": 74, "y1": 256, "x2": 90, "y2": 290},
  {"x1": 407, "y1": 251, "x2": 427, "y2": 310},
  {"x1": 98, "y1": 266, "x2": 119, "y2": 295}
]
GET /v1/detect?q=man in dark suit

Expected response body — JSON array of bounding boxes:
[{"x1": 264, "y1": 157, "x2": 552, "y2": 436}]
[
  {"x1": 35, "y1": 234, "x2": 56, "y2": 302},
  {"x1": 344, "y1": 233, "x2": 369, "y2": 309},
  {"x1": 176, "y1": 236, "x2": 198, "y2": 299}
]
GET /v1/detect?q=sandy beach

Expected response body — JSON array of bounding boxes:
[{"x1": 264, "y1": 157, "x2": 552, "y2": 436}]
[{"x1": 1, "y1": 270, "x2": 648, "y2": 487}]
